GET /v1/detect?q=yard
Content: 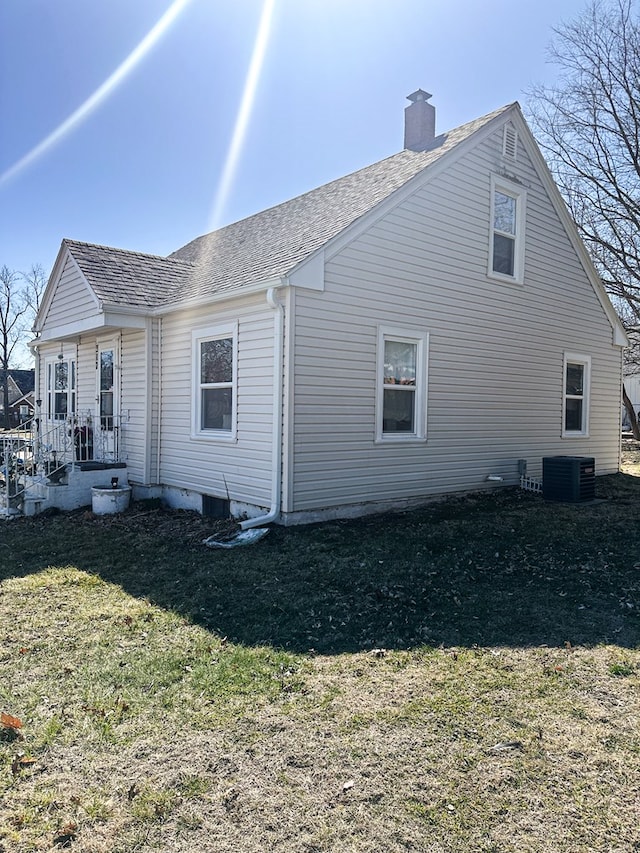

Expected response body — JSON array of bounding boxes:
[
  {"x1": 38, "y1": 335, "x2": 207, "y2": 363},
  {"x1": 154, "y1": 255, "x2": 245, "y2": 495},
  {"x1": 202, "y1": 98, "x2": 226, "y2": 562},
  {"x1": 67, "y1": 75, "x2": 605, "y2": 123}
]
[{"x1": 2, "y1": 446, "x2": 640, "y2": 851}]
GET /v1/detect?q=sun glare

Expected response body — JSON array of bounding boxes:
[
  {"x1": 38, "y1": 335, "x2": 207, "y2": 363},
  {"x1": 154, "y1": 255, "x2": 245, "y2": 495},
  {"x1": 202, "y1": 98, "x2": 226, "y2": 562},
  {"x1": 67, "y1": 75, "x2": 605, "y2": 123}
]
[
  {"x1": 0, "y1": 0, "x2": 192, "y2": 188},
  {"x1": 207, "y1": 0, "x2": 277, "y2": 233}
]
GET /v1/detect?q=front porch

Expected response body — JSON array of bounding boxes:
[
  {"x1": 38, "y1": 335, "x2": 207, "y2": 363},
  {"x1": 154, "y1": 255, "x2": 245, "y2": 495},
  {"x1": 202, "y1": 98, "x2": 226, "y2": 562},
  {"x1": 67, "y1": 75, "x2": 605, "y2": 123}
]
[{"x1": 0, "y1": 413, "x2": 128, "y2": 516}]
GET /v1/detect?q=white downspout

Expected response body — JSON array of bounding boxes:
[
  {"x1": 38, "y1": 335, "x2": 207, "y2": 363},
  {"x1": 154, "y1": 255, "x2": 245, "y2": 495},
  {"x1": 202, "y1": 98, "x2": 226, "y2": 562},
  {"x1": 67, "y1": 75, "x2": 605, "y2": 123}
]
[
  {"x1": 240, "y1": 286, "x2": 284, "y2": 530},
  {"x1": 156, "y1": 317, "x2": 163, "y2": 486}
]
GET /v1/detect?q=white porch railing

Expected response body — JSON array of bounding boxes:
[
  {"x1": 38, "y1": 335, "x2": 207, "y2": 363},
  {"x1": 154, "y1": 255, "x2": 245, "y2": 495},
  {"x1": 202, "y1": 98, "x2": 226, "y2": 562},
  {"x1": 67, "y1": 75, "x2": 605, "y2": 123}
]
[{"x1": 1, "y1": 412, "x2": 126, "y2": 515}]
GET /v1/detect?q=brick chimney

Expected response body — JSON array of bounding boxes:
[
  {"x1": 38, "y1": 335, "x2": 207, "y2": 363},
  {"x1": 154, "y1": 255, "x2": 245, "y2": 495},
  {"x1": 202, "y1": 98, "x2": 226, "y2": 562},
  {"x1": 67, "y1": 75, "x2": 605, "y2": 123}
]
[{"x1": 404, "y1": 89, "x2": 435, "y2": 151}]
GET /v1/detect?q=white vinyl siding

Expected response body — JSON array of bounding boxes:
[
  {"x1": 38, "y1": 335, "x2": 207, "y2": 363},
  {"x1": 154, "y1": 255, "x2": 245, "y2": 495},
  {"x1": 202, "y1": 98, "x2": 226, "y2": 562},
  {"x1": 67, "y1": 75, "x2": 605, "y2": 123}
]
[
  {"x1": 289, "y1": 124, "x2": 622, "y2": 513},
  {"x1": 158, "y1": 298, "x2": 275, "y2": 507},
  {"x1": 41, "y1": 257, "x2": 97, "y2": 330},
  {"x1": 119, "y1": 329, "x2": 148, "y2": 483}
]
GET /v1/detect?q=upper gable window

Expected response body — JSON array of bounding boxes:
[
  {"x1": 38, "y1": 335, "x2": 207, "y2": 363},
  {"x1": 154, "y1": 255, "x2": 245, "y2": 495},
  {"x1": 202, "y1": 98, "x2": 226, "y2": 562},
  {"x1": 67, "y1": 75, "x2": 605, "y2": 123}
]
[{"x1": 488, "y1": 175, "x2": 526, "y2": 284}]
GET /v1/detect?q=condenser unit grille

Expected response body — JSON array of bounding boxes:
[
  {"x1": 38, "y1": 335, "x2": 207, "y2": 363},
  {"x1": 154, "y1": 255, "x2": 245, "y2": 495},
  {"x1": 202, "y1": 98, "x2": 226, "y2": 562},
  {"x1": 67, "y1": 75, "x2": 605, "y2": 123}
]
[{"x1": 542, "y1": 456, "x2": 595, "y2": 503}]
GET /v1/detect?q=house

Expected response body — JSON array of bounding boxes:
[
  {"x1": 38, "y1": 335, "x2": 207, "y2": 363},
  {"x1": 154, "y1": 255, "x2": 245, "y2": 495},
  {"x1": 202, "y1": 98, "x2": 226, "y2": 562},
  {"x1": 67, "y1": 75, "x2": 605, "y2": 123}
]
[
  {"x1": 1, "y1": 369, "x2": 35, "y2": 427},
  {"x1": 30, "y1": 92, "x2": 626, "y2": 524}
]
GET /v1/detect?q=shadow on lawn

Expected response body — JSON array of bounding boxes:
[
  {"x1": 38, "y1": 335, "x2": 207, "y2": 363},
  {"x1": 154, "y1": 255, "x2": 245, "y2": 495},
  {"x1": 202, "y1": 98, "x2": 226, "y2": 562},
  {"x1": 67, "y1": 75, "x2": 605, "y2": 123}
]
[{"x1": 4, "y1": 474, "x2": 640, "y2": 653}]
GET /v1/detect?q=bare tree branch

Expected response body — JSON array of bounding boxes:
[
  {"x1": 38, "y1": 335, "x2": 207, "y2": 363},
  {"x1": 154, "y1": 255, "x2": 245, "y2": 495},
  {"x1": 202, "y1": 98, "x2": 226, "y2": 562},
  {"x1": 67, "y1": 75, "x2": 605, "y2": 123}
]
[{"x1": 528, "y1": 0, "x2": 640, "y2": 369}]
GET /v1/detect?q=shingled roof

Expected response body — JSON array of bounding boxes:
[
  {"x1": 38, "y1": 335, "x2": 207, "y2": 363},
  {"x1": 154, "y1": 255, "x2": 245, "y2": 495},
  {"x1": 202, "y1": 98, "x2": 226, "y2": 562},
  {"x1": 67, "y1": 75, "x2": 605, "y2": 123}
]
[
  {"x1": 64, "y1": 103, "x2": 513, "y2": 310},
  {"x1": 63, "y1": 240, "x2": 194, "y2": 308}
]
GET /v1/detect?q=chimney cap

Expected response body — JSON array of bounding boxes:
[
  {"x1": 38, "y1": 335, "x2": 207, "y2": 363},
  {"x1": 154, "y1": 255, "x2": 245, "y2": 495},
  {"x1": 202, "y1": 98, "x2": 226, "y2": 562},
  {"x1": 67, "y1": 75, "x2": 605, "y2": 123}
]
[{"x1": 407, "y1": 89, "x2": 432, "y2": 103}]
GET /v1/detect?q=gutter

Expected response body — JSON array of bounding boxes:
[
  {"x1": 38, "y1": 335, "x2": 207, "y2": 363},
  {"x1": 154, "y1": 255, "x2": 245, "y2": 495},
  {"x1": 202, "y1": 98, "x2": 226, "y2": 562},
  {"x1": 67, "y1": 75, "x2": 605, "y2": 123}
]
[{"x1": 240, "y1": 286, "x2": 285, "y2": 530}]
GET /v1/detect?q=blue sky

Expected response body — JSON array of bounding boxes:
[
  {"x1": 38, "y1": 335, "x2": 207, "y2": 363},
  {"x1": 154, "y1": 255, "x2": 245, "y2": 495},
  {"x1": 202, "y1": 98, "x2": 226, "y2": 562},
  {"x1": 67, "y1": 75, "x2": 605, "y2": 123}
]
[{"x1": 1, "y1": 0, "x2": 588, "y2": 277}]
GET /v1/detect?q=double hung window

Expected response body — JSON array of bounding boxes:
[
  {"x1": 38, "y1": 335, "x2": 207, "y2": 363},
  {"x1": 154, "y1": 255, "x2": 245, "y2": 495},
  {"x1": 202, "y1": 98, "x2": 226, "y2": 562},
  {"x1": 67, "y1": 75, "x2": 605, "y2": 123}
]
[
  {"x1": 562, "y1": 353, "x2": 590, "y2": 437},
  {"x1": 489, "y1": 176, "x2": 525, "y2": 283},
  {"x1": 376, "y1": 327, "x2": 428, "y2": 441},
  {"x1": 192, "y1": 323, "x2": 237, "y2": 439}
]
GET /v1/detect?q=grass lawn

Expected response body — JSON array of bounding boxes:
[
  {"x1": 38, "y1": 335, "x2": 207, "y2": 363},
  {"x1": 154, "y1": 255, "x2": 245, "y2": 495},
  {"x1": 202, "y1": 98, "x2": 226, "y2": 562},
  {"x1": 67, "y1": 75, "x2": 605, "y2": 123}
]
[{"x1": 2, "y1": 451, "x2": 640, "y2": 851}]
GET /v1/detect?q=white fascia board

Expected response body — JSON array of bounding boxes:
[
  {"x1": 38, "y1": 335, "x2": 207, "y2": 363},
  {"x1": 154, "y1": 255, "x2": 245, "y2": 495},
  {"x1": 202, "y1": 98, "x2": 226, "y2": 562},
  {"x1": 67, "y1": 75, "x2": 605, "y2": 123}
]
[
  {"x1": 510, "y1": 109, "x2": 628, "y2": 348},
  {"x1": 152, "y1": 276, "x2": 289, "y2": 316},
  {"x1": 35, "y1": 311, "x2": 146, "y2": 342}
]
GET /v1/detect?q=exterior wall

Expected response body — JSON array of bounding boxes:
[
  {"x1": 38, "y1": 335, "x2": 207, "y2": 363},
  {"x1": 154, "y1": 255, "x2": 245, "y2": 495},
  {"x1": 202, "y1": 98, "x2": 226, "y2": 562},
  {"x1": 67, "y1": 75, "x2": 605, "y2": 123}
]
[
  {"x1": 289, "y1": 127, "x2": 623, "y2": 515},
  {"x1": 158, "y1": 294, "x2": 276, "y2": 510},
  {"x1": 41, "y1": 256, "x2": 96, "y2": 329}
]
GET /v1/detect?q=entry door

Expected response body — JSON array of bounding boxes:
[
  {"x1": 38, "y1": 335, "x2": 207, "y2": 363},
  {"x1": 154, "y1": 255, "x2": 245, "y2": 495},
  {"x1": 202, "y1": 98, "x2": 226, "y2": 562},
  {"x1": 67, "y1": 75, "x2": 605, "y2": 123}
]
[{"x1": 97, "y1": 342, "x2": 118, "y2": 461}]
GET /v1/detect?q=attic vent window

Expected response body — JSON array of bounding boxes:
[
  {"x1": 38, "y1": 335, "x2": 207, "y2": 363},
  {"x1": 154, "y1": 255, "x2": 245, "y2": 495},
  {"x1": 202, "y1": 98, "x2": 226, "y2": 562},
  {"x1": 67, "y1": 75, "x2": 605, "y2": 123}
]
[{"x1": 503, "y1": 125, "x2": 518, "y2": 160}]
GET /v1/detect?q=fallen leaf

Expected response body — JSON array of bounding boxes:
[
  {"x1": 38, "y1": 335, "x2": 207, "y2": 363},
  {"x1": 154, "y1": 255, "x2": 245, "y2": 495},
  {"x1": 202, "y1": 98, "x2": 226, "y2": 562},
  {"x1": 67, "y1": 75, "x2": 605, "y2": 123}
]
[
  {"x1": 1, "y1": 712, "x2": 23, "y2": 731},
  {"x1": 11, "y1": 754, "x2": 37, "y2": 775}
]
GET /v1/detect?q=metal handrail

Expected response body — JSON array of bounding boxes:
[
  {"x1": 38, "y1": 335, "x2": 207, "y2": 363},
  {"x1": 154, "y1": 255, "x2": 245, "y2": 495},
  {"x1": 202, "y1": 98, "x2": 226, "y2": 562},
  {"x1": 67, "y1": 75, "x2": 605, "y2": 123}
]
[{"x1": 1, "y1": 411, "x2": 125, "y2": 514}]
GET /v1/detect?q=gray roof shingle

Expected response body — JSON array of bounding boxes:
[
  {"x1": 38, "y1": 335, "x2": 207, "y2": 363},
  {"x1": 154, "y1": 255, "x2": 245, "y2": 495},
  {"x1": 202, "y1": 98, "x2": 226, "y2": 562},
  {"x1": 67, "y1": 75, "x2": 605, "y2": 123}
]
[
  {"x1": 63, "y1": 240, "x2": 194, "y2": 308},
  {"x1": 64, "y1": 104, "x2": 513, "y2": 310}
]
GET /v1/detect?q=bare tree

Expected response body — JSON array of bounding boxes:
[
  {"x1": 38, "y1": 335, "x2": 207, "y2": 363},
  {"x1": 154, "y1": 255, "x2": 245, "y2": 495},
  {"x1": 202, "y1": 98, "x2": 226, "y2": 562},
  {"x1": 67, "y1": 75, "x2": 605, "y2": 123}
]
[
  {"x1": 0, "y1": 265, "x2": 31, "y2": 429},
  {"x1": 22, "y1": 263, "x2": 47, "y2": 318},
  {"x1": 527, "y1": 0, "x2": 640, "y2": 435}
]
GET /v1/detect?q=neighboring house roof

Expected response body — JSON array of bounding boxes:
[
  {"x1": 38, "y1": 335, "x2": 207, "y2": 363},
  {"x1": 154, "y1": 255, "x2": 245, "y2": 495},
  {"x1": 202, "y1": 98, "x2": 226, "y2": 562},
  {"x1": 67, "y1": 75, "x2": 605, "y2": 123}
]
[
  {"x1": 9, "y1": 391, "x2": 34, "y2": 410},
  {"x1": 59, "y1": 103, "x2": 513, "y2": 310},
  {"x1": 0, "y1": 370, "x2": 35, "y2": 412},
  {"x1": 2, "y1": 370, "x2": 35, "y2": 397}
]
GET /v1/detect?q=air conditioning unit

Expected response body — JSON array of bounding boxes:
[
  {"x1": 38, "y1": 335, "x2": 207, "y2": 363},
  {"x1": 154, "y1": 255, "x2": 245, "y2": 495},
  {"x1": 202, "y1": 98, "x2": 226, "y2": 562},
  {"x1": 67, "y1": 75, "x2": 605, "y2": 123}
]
[{"x1": 542, "y1": 456, "x2": 595, "y2": 503}]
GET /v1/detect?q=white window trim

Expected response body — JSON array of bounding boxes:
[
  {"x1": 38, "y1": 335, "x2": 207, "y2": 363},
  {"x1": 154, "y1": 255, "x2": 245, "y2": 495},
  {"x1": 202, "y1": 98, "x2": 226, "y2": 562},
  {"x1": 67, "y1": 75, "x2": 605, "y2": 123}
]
[
  {"x1": 375, "y1": 325, "x2": 429, "y2": 443},
  {"x1": 562, "y1": 352, "x2": 591, "y2": 438},
  {"x1": 191, "y1": 321, "x2": 238, "y2": 442},
  {"x1": 488, "y1": 174, "x2": 526, "y2": 285}
]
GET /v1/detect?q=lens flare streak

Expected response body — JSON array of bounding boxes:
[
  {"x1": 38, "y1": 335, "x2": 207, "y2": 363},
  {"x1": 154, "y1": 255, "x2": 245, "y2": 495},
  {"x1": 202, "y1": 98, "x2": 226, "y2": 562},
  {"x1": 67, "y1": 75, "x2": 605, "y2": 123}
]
[
  {"x1": 208, "y1": 0, "x2": 277, "y2": 232},
  {"x1": 0, "y1": 0, "x2": 192, "y2": 188}
]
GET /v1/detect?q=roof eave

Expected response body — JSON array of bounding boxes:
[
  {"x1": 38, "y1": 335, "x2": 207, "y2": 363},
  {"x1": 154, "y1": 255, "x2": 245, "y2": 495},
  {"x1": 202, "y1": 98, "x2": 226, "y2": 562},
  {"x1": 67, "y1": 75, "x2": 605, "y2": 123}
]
[{"x1": 152, "y1": 276, "x2": 290, "y2": 315}]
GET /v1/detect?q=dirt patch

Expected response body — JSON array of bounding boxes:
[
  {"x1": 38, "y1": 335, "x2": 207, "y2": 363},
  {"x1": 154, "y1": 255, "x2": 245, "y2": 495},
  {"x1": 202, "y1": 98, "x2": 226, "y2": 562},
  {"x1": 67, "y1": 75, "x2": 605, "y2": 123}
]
[{"x1": 72, "y1": 502, "x2": 240, "y2": 544}]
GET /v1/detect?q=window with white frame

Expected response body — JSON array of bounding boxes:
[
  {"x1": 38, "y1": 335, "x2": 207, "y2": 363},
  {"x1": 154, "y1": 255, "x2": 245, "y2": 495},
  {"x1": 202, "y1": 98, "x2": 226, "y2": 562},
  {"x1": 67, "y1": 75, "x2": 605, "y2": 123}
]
[
  {"x1": 192, "y1": 323, "x2": 237, "y2": 438},
  {"x1": 489, "y1": 175, "x2": 525, "y2": 283},
  {"x1": 46, "y1": 357, "x2": 76, "y2": 420},
  {"x1": 562, "y1": 353, "x2": 591, "y2": 436},
  {"x1": 376, "y1": 326, "x2": 428, "y2": 441}
]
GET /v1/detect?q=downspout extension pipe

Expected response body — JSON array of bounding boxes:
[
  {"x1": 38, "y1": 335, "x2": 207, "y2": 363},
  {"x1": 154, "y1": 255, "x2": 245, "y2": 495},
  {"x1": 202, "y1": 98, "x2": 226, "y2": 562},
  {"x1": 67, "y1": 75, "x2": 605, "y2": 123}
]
[{"x1": 240, "y1": 286, "x2": 285, "y2": 530}]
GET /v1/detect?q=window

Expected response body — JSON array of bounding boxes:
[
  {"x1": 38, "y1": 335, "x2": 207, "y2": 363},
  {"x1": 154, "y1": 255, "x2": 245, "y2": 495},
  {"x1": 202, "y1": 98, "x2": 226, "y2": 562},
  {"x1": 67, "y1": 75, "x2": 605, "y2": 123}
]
[
  {"x1": 99, "y1": 348, "x2": 114, "y2": 429},
  {"x1": 489, "y1": 176, "x2": 525, "y2": 283},
  {"x1": 562, "y1": 353, "x2": 590, "y2": 437},
  {"x1": 376, "y1": 326, "x2": 428, "y2": 441},
  {"x1": 192, "y1": 323, "x2": 237, "y2": 439},
  {"x1": 46, "y1": 357, "x2": 76, "y2": 420}
]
